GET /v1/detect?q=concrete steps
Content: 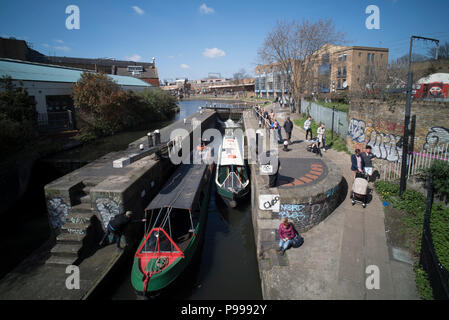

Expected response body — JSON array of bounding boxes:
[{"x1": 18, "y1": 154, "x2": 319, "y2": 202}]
[
  {"x1": 45, "y1": 255, "x2": 78, "y2": 267},
  {"x1": 51, "y1": 243, "x2": 82, "y2": 258},
  {"x1": 46, "y1": 185, "x2": 97, "y2": 267}
]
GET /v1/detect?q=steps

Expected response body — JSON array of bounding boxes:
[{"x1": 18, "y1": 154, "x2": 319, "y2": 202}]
[{"x1": 46, "y1": 185, "x2": 98, "y2": 267}]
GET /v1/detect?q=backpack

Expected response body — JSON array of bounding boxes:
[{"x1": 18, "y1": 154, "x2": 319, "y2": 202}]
[{"x1": 291, "y1": 233, "x2": 304, "y2": 248}]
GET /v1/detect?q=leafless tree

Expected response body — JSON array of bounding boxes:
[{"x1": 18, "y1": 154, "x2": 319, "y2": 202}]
[
  {"x1": 233, "y1": 68, "x2": 249, "y2": 85},
  {"x1": 258, "y1": 18, "x2": 345, "y2": 110},
  {"x1": 428, "y1": 41, "x2": 449, "y2": 59}
]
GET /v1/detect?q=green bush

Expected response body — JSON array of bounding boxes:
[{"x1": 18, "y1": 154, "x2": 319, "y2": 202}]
[
  {"x1": 426, "y1": 160, "x2": 449, "y2": 200},
  {"x1": 375, "y1": 180, "x2": 449, "y2": 299},
  {"x1": 0, "y1": 76, "x2": 38, "y2": 152}
]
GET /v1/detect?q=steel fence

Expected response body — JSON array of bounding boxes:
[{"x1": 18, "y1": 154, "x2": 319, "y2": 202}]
[{"x1": 300, "y1": 100, "x2": 348, "y2": 139}]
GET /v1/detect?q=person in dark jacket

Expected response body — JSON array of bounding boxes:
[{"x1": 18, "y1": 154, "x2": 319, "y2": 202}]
[
  {"x1": 99, "y1": 211, "x2": 146, "y2": 249},
  {"x1": 283, "y1": 117, "x2": 293, "y2": 144},
  {"x1": 351, "y1": 149, "x2": 365, "y2": 179}
]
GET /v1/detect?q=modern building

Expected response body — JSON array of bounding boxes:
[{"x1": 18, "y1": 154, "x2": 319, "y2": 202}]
[
  {"x1": 255, "y1": 44, "x2": 389, "y2": 98},
  {"x1": 0, "y1": 58, "x2": 152, "y2": 131},
  {"x1": 254, "y1": 64, "x2": 289, "y2": 100}
]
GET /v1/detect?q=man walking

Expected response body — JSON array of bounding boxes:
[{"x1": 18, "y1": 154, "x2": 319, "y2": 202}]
[
  {"x1": 304, "y1": 116, "x2": 313, "y2": 141},
  {"x1": 283, "y1": 117, "x2": 293, "y2": 144}
]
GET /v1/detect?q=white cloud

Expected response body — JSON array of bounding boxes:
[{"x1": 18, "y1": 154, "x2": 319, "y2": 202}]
[
  {"x1": 55, "y1": 39, "x2": 64, "y2": 44},
  {"x1": 54, "y1": 46, "x2": 71, "y2": 52},
  {"x1": 125, "y1": 54, "x2": 142, "y2": 61},
  {"x1": 199, "y1": 4, "x2": 215, "y2": 15},
  {"x1": 180, "y1": 64, "x2": 190, "y2": 69},
  {"x1": 42, "y1": 43, "x2": 50, "y2": 48},
  {"x1": 132, "y1": 6, "x2": 145, "y2": 15},
  {"x1": 203, "y1": 48, "x2": 226, "y2": 58}
]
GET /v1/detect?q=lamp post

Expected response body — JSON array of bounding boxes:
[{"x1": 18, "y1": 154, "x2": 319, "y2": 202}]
[{"x1": 399, "y1": 36, "x2": 439, "y2": 197}]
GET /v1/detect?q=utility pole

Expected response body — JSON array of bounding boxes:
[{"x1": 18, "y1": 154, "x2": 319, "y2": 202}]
[{"x1": 399, "y1": 36, "x2": 439, "y2": 197}]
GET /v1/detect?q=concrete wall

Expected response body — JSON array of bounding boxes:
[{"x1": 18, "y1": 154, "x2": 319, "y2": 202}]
[{"x1": 347, "y1": 99, "x2": 449, "y2": 163}]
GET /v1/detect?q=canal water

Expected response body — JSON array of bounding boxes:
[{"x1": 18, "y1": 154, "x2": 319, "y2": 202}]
[{"x1": 1, "y1": 100, "x2": 262, "y2": 299}]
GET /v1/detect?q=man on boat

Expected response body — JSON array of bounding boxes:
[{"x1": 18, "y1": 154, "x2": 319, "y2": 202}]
[{"x1": 99, "y1": 211, "x2": 146, "y2": 250}]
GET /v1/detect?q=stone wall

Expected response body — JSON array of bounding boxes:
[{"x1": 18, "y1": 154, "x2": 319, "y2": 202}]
[{"x1": 347, "y1": 99, "x2": 449, "y2": 162}]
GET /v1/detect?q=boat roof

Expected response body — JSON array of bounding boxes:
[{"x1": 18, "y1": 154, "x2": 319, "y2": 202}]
[
  {"x1": 417, "y1": 73, "x2": 449, "y2": 84},
  {"x1": 219, "y1": 136, "x2": 244, "y2": 166},
  {"x1": 145, "y1": 164, "x2": 208, "y2": 211}
]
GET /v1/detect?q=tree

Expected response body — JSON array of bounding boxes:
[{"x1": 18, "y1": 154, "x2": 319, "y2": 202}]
[
  {"x1": 427, "y1": 41, "x2": 449, "y2": 59},
  {"x1": 72, "y1": 72, "x2": 136, "y2": 136},
  {"x1": 233, "y1": 68, "x2": 249, "y2": 85},
  {"x1": 258, "y1": 18, "x2": 345, "y2": 110},
  {"x1": 0, "y1": 76, "x2": 38, "y2": 152}
]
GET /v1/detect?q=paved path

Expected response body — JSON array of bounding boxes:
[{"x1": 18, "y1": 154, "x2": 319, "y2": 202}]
[{"x1": 257, "y1": 104, "x2": 419, "y2": 300}]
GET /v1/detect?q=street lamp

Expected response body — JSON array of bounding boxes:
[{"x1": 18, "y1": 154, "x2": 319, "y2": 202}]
[{"x1": 399, "y1": 36, "x2": 439, "y2": 197}]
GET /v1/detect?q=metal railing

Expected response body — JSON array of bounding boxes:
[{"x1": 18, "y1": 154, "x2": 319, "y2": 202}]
[
  {"x1": 38, "y1": 111, "x2": 75, "y2": 132},
  {"x1": 379, "y1": 143, "x2": 449, "y2": 181}
]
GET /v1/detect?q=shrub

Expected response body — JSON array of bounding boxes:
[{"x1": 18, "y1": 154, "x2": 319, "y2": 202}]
[
  {"x1": 426, "y1": 160, "x2": 449, "y2": 201},
  {"x1": 0, "y1": 76, "x2": 38, "y2": 152}
]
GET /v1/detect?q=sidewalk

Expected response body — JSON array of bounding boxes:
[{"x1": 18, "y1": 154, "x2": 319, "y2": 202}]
[{"x1": 258, "y1": 105, "x2": 419, "y2": 300}]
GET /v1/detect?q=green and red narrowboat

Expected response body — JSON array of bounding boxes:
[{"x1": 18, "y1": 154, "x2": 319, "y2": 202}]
[{"x1": 131, "y1": 162, "x2": 213, "y2": 297}]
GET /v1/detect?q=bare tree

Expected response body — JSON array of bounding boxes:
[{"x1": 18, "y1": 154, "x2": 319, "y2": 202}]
[
  {"x1": 428, "y1": 41, "x2": 449, "y2": 59},
  {"x1": 233, "y1": 68, "x2": 249, "y2": 85},
  {"x1": 258, "y1": 18, "x2": 345, "y2": 110}
]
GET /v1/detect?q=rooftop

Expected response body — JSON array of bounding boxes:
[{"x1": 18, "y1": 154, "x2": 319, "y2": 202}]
[{"x1": 0, "y1": 58, "x2": 152, "y2": 87}]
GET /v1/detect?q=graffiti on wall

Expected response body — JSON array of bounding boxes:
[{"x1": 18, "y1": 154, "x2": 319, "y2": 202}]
[
  {"x1": 423, "y1": 127, "x2": 449, "y2": 151},
  {"x1": 47, "y1": 198, "x2": 70, "y2": 229},
  {"x1": 96, "y1": 198, "x2": 121, "y2": 229},
  {"x1": 277, "y1": 200, "x2": 335, "y2": 231},
  {"x1": 259, "y1": 194, "x2": 280, "y2": 212},
  {"x1": 349, "y1": 118, "x2": 403, "y2": 162}
]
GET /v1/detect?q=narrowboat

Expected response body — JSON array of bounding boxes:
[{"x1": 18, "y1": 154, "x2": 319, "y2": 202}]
[
  {"x1": 131, "y1": 160, "x2": 213, "y2": 296},
  {"x1": 215, "y1": 119, "x2": 250, "y2": 208}
]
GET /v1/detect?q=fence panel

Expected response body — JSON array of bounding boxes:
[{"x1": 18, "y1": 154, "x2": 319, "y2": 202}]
[
  {"x1": 300, "y1": 100, "x2": 348, "y2": 139},
  {"x1": 379, "y1": 143, "x2": 449, "y2": 181}
]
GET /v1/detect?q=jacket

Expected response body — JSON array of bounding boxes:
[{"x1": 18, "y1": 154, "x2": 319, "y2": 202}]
[
  {"x1": 283, "y1": 120, "x2": 293, "y2": 133},
  {"x1": 351, "y1": 154, "x2": 364, "y2": 171},
  {"x1": 279, "y1": 223, "x2": 295, "y2": 240}
]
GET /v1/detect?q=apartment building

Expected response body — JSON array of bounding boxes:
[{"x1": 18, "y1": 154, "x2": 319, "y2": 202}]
[{"x1": 254, "y1": 63, "x2": 289, "y2": 99}]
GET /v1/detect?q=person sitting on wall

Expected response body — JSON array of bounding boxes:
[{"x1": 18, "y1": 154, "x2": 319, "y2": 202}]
[
  {"x1": 99, "y1": 211, "x2": 146, "y2": 250},
  {"x1": 277, "y1": 218, "x2": 296, "y2": 256}
]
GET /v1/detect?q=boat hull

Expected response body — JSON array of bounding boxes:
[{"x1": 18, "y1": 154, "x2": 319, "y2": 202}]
[{"x1": 216, "y1": 184, "x2": 250, "y2": 208}]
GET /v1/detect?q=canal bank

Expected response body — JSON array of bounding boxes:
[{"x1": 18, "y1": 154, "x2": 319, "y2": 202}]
[{"x1": 0, "y1": 100, "x2": 263, "y2": 300}]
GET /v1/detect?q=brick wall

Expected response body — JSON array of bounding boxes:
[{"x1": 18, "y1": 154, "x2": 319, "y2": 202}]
[{"x1": 347, "y1": 99, "x2": 449, "y2": 162}]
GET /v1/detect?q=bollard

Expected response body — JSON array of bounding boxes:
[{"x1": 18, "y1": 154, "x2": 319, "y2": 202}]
[
  {"x1": 154, "y1": 130, "x2": 161, "y2": 145},
  {"x1": 256, "y1": 130, "x2": 264, "y2": 157},
  {"x1": 147, "y1": 132, "x2": 154, "y2": 148},
  {"x1": 139, "y1": 144, "x2": 144, "y2": 151}
]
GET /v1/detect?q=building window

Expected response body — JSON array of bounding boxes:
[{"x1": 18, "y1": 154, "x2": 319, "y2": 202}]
[
  {"x1": 343, "y1": 66, "x2": 347, "y2": 77},
  {"x1": 367, "y1": 53, "x2": 371, "y2": 62},
  {"x1": 381, "y1": 53, "x2": 384, "y2": 59},
  {"x1": 372, "y1": 53, "x2": 375, "y2": 62},
  {"x1": 358, "y1": 52, "x2": 362, "y2": 57},
  {"x1": 337, "y1": 79, "x2": 341, "y2": 89},
  {"x1": 343, "y1": 54, "x2": 347, "y2": 61},
  {"x1": 337, "y1": 67, "x2": 341, "y2": 77},
  {"x1": 46, "y1": 95, "x2": 74, "y2": 112},
  {"x1": 338, "y1": 55, "x2": 343, "y2": 61},
  {"x1": 358, "y1": 65, "x2": 361, "y2": 69}
]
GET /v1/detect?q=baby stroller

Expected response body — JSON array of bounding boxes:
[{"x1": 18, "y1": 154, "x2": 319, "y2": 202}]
[
  {"x1": 306, "y1": 138, "x2": 322, "y2": 156},
  {"x1": 351, "y1": 172, "x2": 369, "y2": 208}
]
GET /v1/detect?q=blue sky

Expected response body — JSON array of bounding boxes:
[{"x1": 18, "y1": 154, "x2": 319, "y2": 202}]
[{"x1": 1, "y1": 0, "x2": 448, "y2": 81}]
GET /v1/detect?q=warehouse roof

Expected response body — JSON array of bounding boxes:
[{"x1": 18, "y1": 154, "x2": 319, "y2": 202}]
[{"x1": 0, "y1": 58, "x2": 152, "y2": 87}]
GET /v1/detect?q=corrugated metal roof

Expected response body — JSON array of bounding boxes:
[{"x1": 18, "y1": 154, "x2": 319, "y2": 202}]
[{"x1": 0, "y1": 58, "x2": 152, "y2": 87}]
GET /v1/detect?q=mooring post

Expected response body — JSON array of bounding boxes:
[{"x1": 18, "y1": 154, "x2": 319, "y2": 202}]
[
  {"x1": 147, "y1": 132, "x2": 154, "y2": 148},
  {"x1": 154, "y1": 130, "x2": 161, "y2": 145}
]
